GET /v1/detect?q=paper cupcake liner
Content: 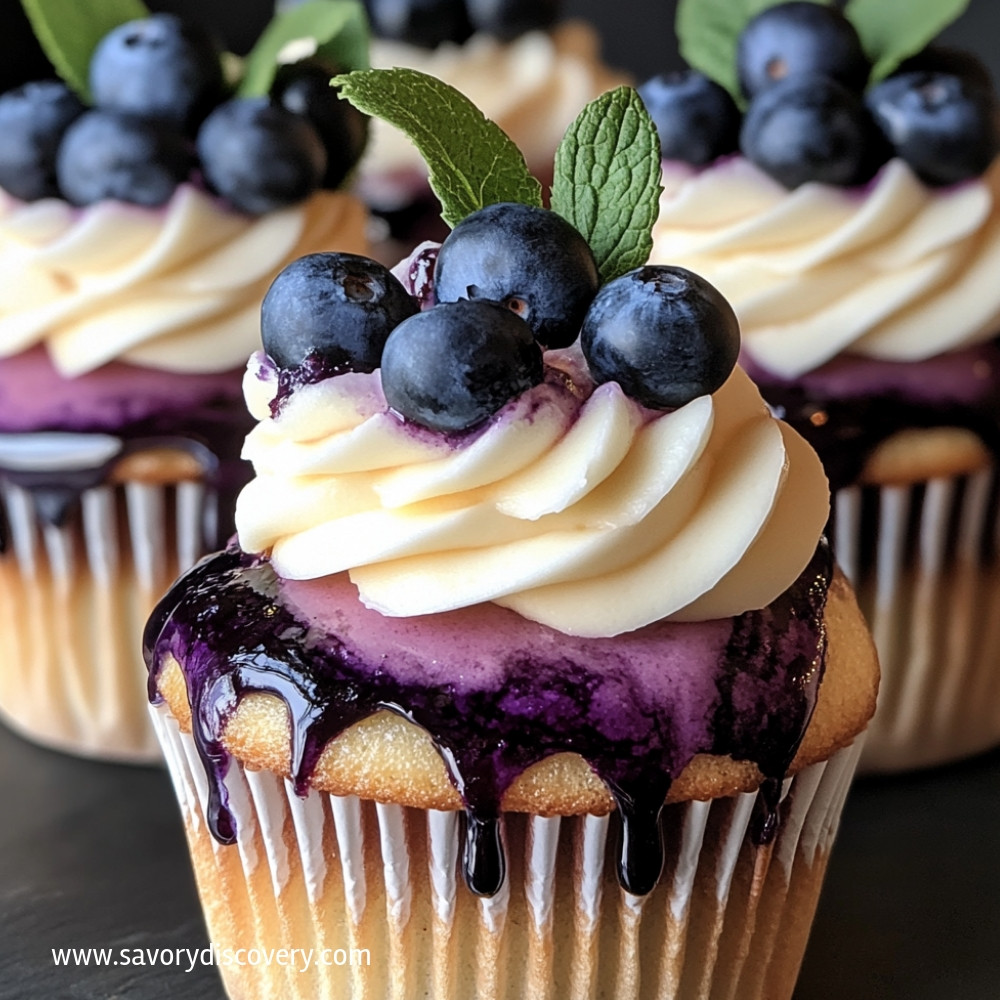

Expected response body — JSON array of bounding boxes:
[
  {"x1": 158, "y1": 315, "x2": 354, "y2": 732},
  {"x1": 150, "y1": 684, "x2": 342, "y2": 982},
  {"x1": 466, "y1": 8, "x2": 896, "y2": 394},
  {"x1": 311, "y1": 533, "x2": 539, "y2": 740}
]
[
  {"x1": 152, "y1": 704, "x2": 863, "y2": 1000},
  {"x1": 833, "y1": 466, "x2": 1000, "y2": 772},
  {"x1": 0, "y1": 478, "x2": 214, "y2": 762}
]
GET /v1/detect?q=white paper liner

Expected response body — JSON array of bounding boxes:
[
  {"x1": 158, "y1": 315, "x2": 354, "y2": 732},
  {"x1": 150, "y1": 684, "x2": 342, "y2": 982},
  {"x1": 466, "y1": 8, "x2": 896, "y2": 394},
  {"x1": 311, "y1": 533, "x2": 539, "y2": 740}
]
[
  {"x1": 833, "y1": 467, "x2": 1000, "y2": 772},
  {"x1": 152, "y1": 704, "x2": 863, "y2": 1000},
  {"x1": 0, "y1": 477, "x2": 214, "y2": 762}
]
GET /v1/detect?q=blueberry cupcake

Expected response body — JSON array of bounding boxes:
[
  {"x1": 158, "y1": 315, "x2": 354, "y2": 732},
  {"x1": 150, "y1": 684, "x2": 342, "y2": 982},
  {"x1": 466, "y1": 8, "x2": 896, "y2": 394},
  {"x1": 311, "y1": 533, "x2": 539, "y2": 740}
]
[
  {"x1": 146, "y1": 73, "x2": 878, "y2": 1000},
  {"x1": 356, "y1": 0, "x2": 627, "y2": 252},
  {"x1": 647, "y1": 1, "x2": 1000, "y2": 772},
  {"x1": 0, "y1": 1, "x2": 370, "y2": 761}
]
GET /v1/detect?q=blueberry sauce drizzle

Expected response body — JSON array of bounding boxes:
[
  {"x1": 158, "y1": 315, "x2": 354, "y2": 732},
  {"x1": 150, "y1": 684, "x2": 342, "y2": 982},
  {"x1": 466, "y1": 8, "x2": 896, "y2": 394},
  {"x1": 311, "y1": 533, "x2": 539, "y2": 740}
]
[{"x1": 145, "y1": 541, "x2": 832, "y2": 898}]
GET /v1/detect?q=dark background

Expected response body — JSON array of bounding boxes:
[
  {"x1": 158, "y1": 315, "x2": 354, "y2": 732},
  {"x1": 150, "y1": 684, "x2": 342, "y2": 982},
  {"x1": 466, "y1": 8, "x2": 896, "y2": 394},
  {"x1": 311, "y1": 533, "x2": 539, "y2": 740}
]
[{"x1": 2, "y1": 2, "x2": 1000, "y2": 999}]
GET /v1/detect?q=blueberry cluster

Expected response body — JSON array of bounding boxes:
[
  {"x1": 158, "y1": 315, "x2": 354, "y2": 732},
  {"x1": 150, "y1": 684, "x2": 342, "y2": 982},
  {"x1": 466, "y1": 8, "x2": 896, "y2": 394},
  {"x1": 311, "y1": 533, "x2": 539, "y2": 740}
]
[
  {"x1": 262, "y1": 203, "x2": 739, "y2": 432},
  {"x1": 0, "y1": 13, "x2": 367, "y2": 212},
  {"x1": 363, "y1": 0, "x2": 559, "y2": 49},
  {"x1": 640, "y1": 1, "x2": 999, "y2": 189}
]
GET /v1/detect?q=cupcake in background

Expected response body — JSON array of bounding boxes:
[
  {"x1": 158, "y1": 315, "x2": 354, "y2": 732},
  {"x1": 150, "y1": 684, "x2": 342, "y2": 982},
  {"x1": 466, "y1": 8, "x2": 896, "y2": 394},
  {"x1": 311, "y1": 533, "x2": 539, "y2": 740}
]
[
  {"x1": 352, "y1": 0, "x2": 627, "y2": 254},
  {"x1": 145, "y1": 70, "x2": 878, "y2": 1000},
  {"x1": 645, "y1": 0, "x2": 1000, "y2": 773},
  {"x1": 0, "y1": 0, "x2": 370, "y2": 762}
]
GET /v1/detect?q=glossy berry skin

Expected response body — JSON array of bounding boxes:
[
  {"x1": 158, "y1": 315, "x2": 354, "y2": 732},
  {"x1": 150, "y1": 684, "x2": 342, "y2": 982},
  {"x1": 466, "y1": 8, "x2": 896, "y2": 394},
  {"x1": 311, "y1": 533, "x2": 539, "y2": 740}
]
[
  {"x1": 434, "y1": 202, "x2": 599, "y2": 349},
  {"x1": 0, "y1": 81, "x2": 84, "y2": 201},
  {"x1": 866, "y1": 71, "x2": 1000, "y2": 187},
  {"x1": 897, "y1": 46, "x2": 994, "y2": 99},
  {"x1": 741, "y1": 75, "x2": 888, "y2": 189},
  {"x1": 737, "y1": 2, "x2": 869, "y2": 99},
  {"x1": 381, "y1": 299, "x2": 543, "y2": 433},
  {"x1": 581, "y1": 266, "x2": 740, "y2": 410},
  {"x1": 638, "y1": 71, "x2": 741, "y2": 166},
  {"x1": 261, "y1": 252, "x2": 418, "y2": 371},
  {"x1": 89, "y1": 14, "x2": 224, "y2": 131},
  {"x1": 364, "y1": 0, "x2": 473, "y2": 49},
  {"x1": 196, "y1": 98, "x2": 326, "y2": 215},
  {"x1": 271, "y1": 61, "x2": 369, "y2": 189},
  {"x1": 466, "y1": 0, "x2": 559, "y2": 41},
  {"x1": 56, "y1": 111, "x2": 193, "y2": 208}
]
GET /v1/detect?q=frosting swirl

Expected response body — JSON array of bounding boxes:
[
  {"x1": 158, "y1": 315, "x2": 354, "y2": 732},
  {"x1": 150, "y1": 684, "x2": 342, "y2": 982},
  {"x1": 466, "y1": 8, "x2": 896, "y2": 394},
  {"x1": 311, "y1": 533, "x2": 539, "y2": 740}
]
[
  {"x1": 236, "y1": 350, "x2": 828, "y2": 637},
  {"x1": 0, "y1": 184, "x2": 368, "y2": 376},
  {"x1": 651, "y1": 157, "x2": 1000, "y2": 379}
]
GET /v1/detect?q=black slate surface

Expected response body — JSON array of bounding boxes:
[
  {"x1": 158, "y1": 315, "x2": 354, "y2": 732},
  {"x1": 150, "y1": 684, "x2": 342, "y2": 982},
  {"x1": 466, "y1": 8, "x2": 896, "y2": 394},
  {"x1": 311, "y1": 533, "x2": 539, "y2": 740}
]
[{"x1": 3, "y1": 717, "x2": 1000, "y2": 1000}]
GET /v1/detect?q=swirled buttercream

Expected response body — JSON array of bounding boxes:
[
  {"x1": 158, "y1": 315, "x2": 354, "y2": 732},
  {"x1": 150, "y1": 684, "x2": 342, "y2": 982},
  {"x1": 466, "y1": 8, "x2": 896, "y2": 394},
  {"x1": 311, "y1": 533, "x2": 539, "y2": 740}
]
[
  {"x1": 236, "y1": 350, "x2": 828, "y2": 637},
  {"x1": 650, "y1": 157, "x2": 1000, "y2": 379},
  {"x1": 0, "y1": 184, "x2": 368, "y2": 377},
  {"x1": 361, "y1": 22, "x2": 628, "y2": 207}
]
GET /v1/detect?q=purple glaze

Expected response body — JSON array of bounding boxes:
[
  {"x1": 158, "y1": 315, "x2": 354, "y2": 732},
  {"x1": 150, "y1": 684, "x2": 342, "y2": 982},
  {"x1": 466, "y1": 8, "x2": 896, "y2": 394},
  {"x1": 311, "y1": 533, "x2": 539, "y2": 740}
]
[
  {"x1": 145, "y1": 540, "x2": 832, "y2": 897},
  {"x1": 744, "y1": 341, "x2": 1000, "y2": 490}
]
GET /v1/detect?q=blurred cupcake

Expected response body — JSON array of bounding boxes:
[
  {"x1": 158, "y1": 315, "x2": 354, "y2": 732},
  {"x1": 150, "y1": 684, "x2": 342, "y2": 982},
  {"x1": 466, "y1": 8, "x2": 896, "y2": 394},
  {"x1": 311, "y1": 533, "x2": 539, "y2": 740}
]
[
  {"x1": 145, "y1": 74, "x2": 877, "y2": 1000},
  {"x1": 0, "y1": 2, "x2": 370, "y2": 761},
  {"x1": 647, "y1": 1, "x2": 1000, "y2": 772}
]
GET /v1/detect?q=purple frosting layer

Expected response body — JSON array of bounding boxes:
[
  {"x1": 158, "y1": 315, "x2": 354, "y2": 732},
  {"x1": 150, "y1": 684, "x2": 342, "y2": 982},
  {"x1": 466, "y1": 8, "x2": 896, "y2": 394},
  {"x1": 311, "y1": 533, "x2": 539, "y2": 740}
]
[{"x1": 145, "y1": 541, "x2": 832, "y2": 897}]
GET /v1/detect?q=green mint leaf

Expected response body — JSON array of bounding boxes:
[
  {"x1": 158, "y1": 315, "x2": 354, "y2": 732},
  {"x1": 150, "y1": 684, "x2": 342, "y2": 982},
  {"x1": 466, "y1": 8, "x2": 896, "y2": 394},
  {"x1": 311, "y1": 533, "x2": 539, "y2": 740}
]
[
  {"x1": 332, "y1": 68, "x2": 543, "y2": 227},
  {"x1": 550, "y1": 87, "x2": 663, "y2": 284},
  {"x1": 845, "y1": 0, "x2": 971, "y2": 83},
  {"x1": 239, "y1": 0, "x2": 369, "y2": 97},
  {"x1": 675, "y1": 0, "x2": 832, "y2": 103},
  {"x1": 21, "y1": 0, "x2": 150, "y2": 102}
]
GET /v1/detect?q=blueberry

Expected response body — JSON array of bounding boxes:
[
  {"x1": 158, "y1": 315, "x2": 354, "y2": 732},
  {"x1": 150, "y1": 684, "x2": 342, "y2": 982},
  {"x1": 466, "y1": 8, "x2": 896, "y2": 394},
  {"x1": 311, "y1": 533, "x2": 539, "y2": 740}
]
[
  {"x1": 737, "y1": 2, "x2": 869, "y2": 99},
  {"x1": 434, "y1": 202, "x2": 599, "y2": 349},
  {"x1": 897, "y1": 46, "x2": 994, "y2": 99},
  {"x1": 363, "y1": 0, "x2": 473, "y2": 48},
  {"x1": 866, "y1": 71, "x2": 999, "y2": 186},
  {"x1": 89, "y1": 14, "x2": 224, "y2": 131},
  {"x1": 271, "y1": 61, "x2": 369, "y2": 189},
  {"x1": 0, "y1": 81, "x2": 84, "y2": 201},
  {"x1": 465, "y1": 0, "x2": 559, "y2": 41},
  {"x1": 381, "y1": 299, "x2": 543, "y2": 432},
  {"x1": 56, "y1": 111, "x2": 193, "y2": 207},
  {"x1": 261, "y1": 252, "x2": 418, "y2": 372},
  {"x1": 581, "y1": 266, "x2": 740, "y2": 410},
  {"x1": 196, "y1": 98, "x2": 326, "y2": 214},
  {"x1": 740, "y1": 75, "x2": 888, "y2": 189},
  {"x1": 638, "y1": 71, "x2": 741, "y2": 167}
]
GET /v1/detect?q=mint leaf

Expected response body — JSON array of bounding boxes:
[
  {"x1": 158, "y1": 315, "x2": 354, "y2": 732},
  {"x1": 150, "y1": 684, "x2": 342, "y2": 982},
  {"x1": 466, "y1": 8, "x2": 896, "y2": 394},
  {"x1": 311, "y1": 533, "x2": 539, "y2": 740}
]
[
  {"x1": 333, "y1": 68, "x2": 543, "y2": 227},
  {"x1": 550, "y1": 87, "x2": 662, "y2": 284},
  {"x1": 676, "y1": 0, "x2": 832, "y2": 102},
  {"x1": 845, "y1": 0, "x2": 970, "y2": 83},
  {"x1": 21, "y1": 0, "x2": 149, "y2": 102},
  {"x1": 238, "y1": 0, "x2": 369, "y2": 98}
]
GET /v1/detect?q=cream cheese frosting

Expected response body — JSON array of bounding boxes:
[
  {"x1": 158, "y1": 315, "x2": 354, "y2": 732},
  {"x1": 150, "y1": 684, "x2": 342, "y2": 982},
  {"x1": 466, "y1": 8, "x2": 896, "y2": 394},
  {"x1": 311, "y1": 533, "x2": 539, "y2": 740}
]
[
  {"x1": 0, "y1": 184, "x2": 369, "y2": 377},
  {"x1": 362, "y1": 22, "x2": 628, "y2": 199},
  {"x1": 235, "y1": 349, "x2": 828, "y2": 637},
  {"x1": 650, "y1": 156, "x2": 1000, "y2": 379}
]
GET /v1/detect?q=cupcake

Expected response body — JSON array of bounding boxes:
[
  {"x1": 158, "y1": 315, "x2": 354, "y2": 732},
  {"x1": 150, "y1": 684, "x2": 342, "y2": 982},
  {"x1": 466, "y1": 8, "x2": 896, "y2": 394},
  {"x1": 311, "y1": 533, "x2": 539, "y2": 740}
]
[
  {"x1": 0, "y1": 2, "x2": 370, "y2": 761},
  {"x1": 356, "y1": 0, "x2": 627, "y2": 253},
  {"x1": 646, "y1": 1, "x2": 1000, "y2": 772},
  {"x1": 145, "y1": 72, "x2": 878, "y2": 1000}
]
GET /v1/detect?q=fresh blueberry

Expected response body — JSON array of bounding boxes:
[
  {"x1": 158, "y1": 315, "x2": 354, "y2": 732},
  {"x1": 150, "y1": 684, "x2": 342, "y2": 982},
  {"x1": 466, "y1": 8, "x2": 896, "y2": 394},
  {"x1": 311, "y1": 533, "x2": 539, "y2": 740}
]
[
  {"x1": 897, "y1": 46, "x2": 994, "y2": 99},
  {"x1": 638, "y1": 70, "x2": 741, "y2": 166},
  {"x1": 866, "y1": 71, "x2": 999, "y2": 186},
  {"x1": 434, "y1": 202, "x2": 599, "y2": 349},
  {"x1": 196, "y1": 98, "x2": 326, "y2": 214},
  {"x1": 261, "y1": 252, "x2": 418, "y2": 372},
  {"x1": 89, "y1": 14, "x2": 224, "y2": 131},
  {"x1": 0, "y1": 81, "x2": 84, "y2": 201},
  {"x1": 271, "y1": 61, "x2": 369, "y2": 189},
  {"x1": 381, "y1": 299, "x2": 543, "y2": 433},
  {"x1": 363, "y1": 0, "x2": 473, "y2": 48},
  {"x1": 736, "y1": 2, "x2": 870, "y2": 99},
  {"x1": 581, "y1": 265, "x2": 740, "y2": 410},
  {"x1": 740, "y1": 75, "x2": 888, "y2": 189},
  {"x1": 465, "y1": 0, "x2": 559, "y2": 41},
  {"x1": 56, "y1": 111, "x2": 193, "y2": 207}
]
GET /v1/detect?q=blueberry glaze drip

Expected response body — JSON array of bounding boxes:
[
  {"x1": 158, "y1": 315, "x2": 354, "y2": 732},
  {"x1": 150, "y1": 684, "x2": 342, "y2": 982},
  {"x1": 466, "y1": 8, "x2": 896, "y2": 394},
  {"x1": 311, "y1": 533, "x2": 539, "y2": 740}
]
[{"x1": 145, "y1": 541, "x2": 832, "y2": 897}]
